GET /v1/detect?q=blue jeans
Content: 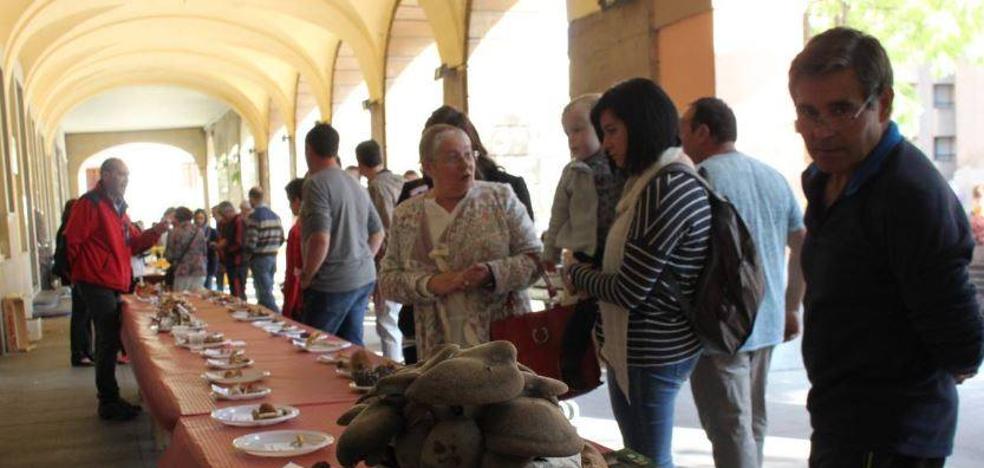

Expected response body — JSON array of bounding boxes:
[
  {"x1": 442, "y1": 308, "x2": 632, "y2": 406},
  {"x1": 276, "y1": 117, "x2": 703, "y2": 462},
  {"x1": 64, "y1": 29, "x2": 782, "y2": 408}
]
[
  {"x1": 607, "y1": 356, "x2": 700, "y2": 468},
  {"x1": 301, "y1": 282, "x2": 374, "y2": 346},
  {"x1": 249, "y1": 255, "x2": 279, "y2": 313}
]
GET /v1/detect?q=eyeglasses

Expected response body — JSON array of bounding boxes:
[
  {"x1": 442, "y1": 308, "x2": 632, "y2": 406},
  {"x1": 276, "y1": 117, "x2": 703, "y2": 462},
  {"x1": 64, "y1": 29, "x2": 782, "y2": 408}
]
[
  {"x1": 434, "y1": 149, "x2": 478, "y2": 166},
  {"x1": 795, "y1": 95, "x2": 875, "y2": 131}
]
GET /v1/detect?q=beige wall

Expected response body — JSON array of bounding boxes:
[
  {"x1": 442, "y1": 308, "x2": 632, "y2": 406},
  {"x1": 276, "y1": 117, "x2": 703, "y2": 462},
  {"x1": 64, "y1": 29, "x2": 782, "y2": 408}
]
[{"x1": 65, "y1": 128, "x2": 207, "y2": 197}]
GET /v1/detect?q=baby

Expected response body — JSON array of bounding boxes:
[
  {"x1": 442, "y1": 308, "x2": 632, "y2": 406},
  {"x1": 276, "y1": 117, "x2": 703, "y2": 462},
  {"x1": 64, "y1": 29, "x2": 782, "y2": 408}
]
[{"x1": 543, "y1": 94, "x2": 623, "y2": 270}]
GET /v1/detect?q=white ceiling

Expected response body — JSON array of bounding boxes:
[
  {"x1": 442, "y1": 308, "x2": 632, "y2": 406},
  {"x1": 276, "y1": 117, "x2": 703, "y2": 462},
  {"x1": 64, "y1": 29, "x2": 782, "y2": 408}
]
[{"x1": 59, "y1": 85, "x2": 231, "y2": 133}]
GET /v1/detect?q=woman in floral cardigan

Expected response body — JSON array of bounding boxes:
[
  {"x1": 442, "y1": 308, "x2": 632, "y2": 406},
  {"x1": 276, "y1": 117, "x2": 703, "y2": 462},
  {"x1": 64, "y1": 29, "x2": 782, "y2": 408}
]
[{"x1": 380, "y1": 124, "x2": 542, "y2": 359}]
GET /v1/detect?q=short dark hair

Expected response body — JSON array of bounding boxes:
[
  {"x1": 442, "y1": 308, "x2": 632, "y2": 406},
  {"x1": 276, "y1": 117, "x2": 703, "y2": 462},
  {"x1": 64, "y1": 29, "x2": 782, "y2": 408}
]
[
  {"x1": 789, "y1": 27, "x2": 893, "y2": 101},
  {"x1": 285, "y1": 178, "x2": 305, "y2": 202},
  {"x1": 248, "y1": 186, "x2": 263, "y2": 201},
  {"x1": 305, "y1": 123, "x2": 340, "y2": 158},
  {"x1": 591, "y1": 78, "x2": 680, "y2": 176},
  {"x1": 193, "y1": 208, "x2": 208, "y2": 219},
  {"x1": 355, "y1": 140, "x2": 382, "y2": 167},
  {"x1": 690, "y1": 97, "x2": 737, "y2": 144},
  {"x1": 174, "y1": 206, "x2": 193, "y2": 223}
]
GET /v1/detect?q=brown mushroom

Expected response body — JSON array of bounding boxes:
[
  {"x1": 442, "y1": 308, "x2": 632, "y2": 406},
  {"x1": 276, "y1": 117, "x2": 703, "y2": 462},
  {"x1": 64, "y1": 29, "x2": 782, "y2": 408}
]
[
  {"x1": 419, "y1": 417, "x2": 483, "y2": 468},
  {"x1": 521, "y1": 372, "x2": 569, "y2": 399},
  {"x1": 394, "y1": 412, "x2": 435, "y2": 468},
  {"x1": 336, "y1": 403, "x2": 367, "y2": 426},
  {"x1": 416, "y1": 343, "x2": 461, "y2": 373},
  {"x1": 373, "y1": 369, "x2": 422, "y2": 396},
  {"x1": 481, "y1": 397, "x2": 583, "y2": 458},
  {"x1": 406, "y1": 341, "x2": 524, "y2": 406},
  {"x1": 336, "y1": 400, "x2": 405, "y2": 467}
]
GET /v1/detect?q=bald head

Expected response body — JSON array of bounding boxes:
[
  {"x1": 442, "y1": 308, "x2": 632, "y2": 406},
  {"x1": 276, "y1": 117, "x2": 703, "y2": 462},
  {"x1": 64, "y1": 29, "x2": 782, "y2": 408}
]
[{"x1": 99, "y1": 158, "x2": 129, "y2": 200}]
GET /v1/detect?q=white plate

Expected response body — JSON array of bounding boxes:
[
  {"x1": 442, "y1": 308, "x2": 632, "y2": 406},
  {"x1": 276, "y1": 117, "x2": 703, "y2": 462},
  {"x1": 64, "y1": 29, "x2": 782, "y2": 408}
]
[
  {"x1": 203, "y1": 369, "x2": 270, "y2": 385},
  {"x1": 184, "y1": 339, "x2": 232, "y2": 350},
  {"x1": 292, "y1": 339, "x2": 351, "y2": 353},
  {"x1": 252, "y1": 320, "x2": 278, "y2": 328},
  {"x1": 315, "y1": 354, "x2": 340, "y2": 365},
  {"x1": 349, "y1": 381, "x2": 373, "y2": 392},
  {"x1": 200, "y1": 348, "x2": 237, "y2": 359},
  {"x1": 231, "y1": 311, "x2": 272, "y2": 322},
  {"x1": 211, "y1": 404, "x2": 300, "y2": 427},
  {"x1": 207, "y1": 357, "x2": 254, "y2": 370},
  {"x1": 334, "y1": 367, "x2": 352, "y2": 378},
  {"x1": 233, "y1": 430, "x2": 334, "y2": 458},
  {"x1": 211, "y1": 384, "x2": 271, "y2": 401}
]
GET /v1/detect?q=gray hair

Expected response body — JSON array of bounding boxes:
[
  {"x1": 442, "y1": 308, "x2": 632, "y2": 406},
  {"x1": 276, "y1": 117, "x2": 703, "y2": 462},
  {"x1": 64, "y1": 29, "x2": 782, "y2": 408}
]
[{"x1": 419, "y1": 124, "x2": 470, "y2": 166}]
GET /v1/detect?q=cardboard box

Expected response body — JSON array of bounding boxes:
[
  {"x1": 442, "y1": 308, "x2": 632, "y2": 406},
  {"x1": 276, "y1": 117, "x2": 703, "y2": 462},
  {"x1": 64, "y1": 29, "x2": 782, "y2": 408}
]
[{"x1": 2, "y1": 296, "x2": 33, "y2": 352}]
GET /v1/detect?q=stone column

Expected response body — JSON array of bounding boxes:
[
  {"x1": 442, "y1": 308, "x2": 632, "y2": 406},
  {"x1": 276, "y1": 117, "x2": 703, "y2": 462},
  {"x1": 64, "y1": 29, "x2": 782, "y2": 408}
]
[
  {"x1": 256, "y1": 148, "x2": 270, "y2": 198},
  {"x1": 198, "y1": 162, "x2": 211, "y2": 211},
  {"x1": 568, "y1": 0, "x2": 714, "y2": 110},
  {"x1": 441, "y1": 65, "x2": 468, "y2": 113},
  {"x1": 287, "y1": 133, "x2": 299, "y2": 178},
  {"x1": 367, "y1": 100, "x2": 387, "y2": 167}
]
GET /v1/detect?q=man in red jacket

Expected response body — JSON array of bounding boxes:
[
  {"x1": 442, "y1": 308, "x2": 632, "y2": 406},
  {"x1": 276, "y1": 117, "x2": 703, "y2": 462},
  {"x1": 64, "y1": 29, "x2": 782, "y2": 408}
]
[{"x1": 64, "y1": 158, "x2": 170, "y2": 421}]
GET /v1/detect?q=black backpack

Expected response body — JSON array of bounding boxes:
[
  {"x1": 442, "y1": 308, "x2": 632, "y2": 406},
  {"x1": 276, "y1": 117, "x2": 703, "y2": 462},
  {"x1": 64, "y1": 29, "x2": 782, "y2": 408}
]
[{"x1": 661, "y1": 163, "x2": 765, "y2": 355}]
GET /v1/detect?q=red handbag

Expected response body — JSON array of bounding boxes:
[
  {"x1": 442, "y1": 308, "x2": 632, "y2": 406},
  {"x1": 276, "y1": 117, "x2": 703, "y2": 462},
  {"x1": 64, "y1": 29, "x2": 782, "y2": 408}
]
[{"x1": 490, "y1": 267, "x2": 602, "y2": 400}]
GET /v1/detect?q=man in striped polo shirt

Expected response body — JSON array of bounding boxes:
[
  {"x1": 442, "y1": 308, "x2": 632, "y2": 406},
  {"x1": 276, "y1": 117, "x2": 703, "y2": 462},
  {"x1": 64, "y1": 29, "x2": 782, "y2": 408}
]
[{"x1": 245, "y1": 186, "x2": 285, "y2": 313}]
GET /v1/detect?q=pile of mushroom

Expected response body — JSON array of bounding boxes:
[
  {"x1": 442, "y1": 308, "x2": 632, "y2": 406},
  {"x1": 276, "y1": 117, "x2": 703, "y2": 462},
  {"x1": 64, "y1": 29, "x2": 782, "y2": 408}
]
[{"x1": 335, "y1": 341, "x2": 604, "y2": 468}]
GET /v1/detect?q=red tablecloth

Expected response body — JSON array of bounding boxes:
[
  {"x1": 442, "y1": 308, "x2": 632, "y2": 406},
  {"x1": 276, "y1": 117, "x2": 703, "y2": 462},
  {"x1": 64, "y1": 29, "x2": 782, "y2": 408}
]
[
  {"x1": 121, "y1": 296, "x2": 366, "y2": 431},
  {"x1": 160, "y1": 401, "x2": 352, "y2": 467}
]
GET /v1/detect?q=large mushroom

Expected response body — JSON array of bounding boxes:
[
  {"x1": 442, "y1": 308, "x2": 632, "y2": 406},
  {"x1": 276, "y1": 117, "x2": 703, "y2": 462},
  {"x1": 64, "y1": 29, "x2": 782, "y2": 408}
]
[
  {"x1": 480, "y1": 397, "x2": 583, "y2": 458},
  {"x1": 521, "y1": 372, "x2": 569, "y2": 399},
  {"x1": 419, "y1": 417, "x2": 484, "y2": 468},
  {"x1": 405, "y1": 341, "x2": 524, "y2": 406},
  {"x1": 335, "y1": 400, "x2": 405, "y2": 467}
]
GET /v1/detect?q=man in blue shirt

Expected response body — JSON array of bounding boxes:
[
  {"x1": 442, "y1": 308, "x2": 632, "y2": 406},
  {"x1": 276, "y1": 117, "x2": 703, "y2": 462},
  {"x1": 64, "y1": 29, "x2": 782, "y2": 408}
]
[
  {"x1": 680, "y1": 97, "x2": 806, "y2": 468},
  {"x1": 790, "y1": 27, "x2": 983, "y2": 467}
]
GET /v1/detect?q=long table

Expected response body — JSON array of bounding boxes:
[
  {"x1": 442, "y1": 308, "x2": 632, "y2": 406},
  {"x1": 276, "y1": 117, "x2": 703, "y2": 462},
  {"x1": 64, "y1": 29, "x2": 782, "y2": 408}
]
[{"x1": 121, "y1": 295, "x2": 368, "y2": 466}]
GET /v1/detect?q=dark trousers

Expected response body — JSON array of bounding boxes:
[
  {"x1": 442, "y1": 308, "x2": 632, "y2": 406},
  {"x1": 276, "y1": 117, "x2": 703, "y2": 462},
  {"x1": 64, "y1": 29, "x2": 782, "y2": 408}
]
[
  {"x1": 301, "y1": 282, "x2": 374, "y2": 346},
  {"x1": 69, "y1": 285, "x2": 93, "y2": 362},
  {"x1": 225, "y1": 262, "x2": 247, "y2": 300},
  {"x1": 77, "y1": 282, "x2": 123, "y2": 404},
  {"x1": 810, "y1": 442, "x2": 945, "y2": 468}
]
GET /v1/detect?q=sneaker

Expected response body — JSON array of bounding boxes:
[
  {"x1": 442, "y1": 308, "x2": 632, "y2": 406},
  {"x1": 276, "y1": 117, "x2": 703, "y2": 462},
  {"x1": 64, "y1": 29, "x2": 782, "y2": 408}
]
[
  {"x1": 98, "y1": 401, "x2": 139, "y2": 421},
  {"x1": 116, "y1": 353, "x2": 130, "y2": 365}
]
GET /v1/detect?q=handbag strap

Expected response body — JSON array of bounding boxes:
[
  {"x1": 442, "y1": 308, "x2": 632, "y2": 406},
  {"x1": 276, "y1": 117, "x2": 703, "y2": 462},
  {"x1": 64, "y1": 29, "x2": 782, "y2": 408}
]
[
  {"x1": 173, "y1": 228, "x2": 201, "y2": 266},
  {"x1": 524, "y1": 252, "x2": 558, "y2": 300}
]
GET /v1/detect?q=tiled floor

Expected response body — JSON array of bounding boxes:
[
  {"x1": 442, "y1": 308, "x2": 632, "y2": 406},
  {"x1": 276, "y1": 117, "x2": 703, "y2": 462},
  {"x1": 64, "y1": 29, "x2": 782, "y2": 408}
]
[{"x1": 0, "y1": 304, "x2": 158, "y2": 468}]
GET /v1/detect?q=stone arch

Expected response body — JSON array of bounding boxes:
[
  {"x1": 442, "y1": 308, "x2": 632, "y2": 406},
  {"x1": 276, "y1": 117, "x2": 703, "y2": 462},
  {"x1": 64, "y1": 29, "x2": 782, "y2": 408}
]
[{"x1": 65, "y1": 128, "x2": 207, "y2": 198}]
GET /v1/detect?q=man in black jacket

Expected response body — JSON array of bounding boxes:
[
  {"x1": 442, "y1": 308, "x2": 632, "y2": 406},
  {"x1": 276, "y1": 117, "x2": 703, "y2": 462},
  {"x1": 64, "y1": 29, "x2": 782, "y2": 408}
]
[{"x1": 790, "y1": 27, "x2": 984, "y2": 467}]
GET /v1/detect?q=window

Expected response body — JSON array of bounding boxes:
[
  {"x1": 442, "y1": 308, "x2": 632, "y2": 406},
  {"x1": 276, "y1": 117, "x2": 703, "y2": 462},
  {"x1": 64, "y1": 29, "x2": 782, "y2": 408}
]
[
  {"x1": 933, "y1": 83, "x2": 954, "y2": 109},
  {"x1": 934, "y1": 136, "x2": 956, "y2": 162}
]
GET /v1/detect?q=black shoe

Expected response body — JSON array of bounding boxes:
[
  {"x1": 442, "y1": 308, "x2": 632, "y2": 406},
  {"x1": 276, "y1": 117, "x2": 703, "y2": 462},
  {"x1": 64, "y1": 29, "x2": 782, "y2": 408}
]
[
  {"x1": 98, "y1": 401, "x2": 140, "y2": 421},
  {"x1": 117, "y1": 398, "x2": 142, "y2": 413},
  {"x1": 71, "y1": 356, "x2": 94, "y2": 367}
]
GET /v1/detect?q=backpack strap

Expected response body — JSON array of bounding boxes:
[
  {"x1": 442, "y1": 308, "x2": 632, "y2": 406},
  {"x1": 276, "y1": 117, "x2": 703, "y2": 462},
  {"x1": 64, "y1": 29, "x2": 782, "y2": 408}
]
[{"x1": 653, "y1": 163, "x2": 709, "y2": 321}]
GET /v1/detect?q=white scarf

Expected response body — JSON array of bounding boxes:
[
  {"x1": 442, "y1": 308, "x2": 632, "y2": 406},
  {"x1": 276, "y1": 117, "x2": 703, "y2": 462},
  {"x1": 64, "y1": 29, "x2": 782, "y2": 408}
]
[{"x1": 598, "y1": 147, "x2": 688, "y2": 402}]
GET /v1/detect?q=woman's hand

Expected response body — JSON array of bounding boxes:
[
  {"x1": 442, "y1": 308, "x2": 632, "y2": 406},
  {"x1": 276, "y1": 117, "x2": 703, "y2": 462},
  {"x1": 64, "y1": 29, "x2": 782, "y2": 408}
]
[
  {"x1": 460, "y1": 263, "x2": 492, "y2": 290},
  {"x1": 427, "y1": 272, "x2": 466, "y2": 296}
]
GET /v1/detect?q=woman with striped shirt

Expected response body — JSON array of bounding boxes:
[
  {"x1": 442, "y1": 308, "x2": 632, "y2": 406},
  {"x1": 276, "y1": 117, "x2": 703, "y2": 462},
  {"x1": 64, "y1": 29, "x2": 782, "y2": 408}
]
[{"x1": 566, "y1": 78, "x2": 712, "y2": 467}]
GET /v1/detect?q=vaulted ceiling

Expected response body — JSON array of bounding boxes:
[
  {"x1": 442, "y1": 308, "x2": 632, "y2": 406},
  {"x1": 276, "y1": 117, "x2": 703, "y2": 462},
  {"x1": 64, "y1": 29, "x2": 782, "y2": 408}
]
[{"x1": 0, "y1": 0, "x2": 596, "y2": 149}]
